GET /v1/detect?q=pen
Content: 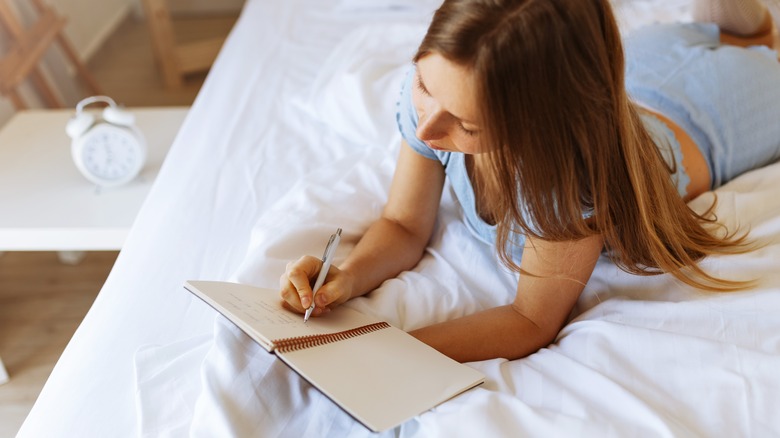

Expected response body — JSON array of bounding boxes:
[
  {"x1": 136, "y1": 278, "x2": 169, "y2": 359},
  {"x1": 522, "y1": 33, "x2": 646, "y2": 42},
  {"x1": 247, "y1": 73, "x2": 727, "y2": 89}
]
[{"x1": 304, "y1": 228, "x2": 342, "y2": 323}]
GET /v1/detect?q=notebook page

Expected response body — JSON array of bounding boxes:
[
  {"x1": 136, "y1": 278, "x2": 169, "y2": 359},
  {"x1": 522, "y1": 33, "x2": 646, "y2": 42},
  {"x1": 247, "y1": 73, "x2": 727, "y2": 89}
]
[
  {"x1": 278, "y1": 325, "x2": 485, "y2": 432},
  {"x1": 185, "y1": 281, "x2": 381, "y2": 351}
]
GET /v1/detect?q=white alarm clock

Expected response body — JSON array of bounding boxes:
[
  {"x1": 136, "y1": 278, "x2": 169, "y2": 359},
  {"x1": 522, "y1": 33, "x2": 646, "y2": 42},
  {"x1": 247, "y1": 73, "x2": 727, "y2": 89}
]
[{"x1": 66, "y1": 95, "x2": 147, "y2": 187}]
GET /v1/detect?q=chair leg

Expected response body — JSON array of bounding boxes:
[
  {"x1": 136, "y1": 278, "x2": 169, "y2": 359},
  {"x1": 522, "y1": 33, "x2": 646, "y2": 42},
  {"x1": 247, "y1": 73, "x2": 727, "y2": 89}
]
[
  {"x1": 141, "y1": 0, "x2": 183, "y2": 88},
  {"x1": 30, "y1": 68, "x2": 64, "y2": 108},
  {"x1": 6, "y1": 89, "x2": 26, "y2": 110},
  {"x1": 54, "y1": 30, "x2": 103, "y2": 95}
]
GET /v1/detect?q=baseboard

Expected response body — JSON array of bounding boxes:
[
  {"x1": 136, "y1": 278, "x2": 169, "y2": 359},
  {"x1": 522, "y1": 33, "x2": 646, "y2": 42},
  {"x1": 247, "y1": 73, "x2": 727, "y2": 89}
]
[{"x1": 167, "y1": 0, "x2": 244, "y2": 16}]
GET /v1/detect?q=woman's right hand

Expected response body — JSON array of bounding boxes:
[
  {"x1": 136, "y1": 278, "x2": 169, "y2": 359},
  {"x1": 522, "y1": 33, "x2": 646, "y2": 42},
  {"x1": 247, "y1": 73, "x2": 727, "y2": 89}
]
[{"x1": 279, "y1": 255, "x2": 355, "y2": 318}]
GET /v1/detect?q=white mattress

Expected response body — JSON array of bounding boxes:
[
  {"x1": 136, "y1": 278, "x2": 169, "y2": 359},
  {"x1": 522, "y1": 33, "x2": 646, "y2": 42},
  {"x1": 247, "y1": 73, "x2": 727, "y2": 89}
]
[{"x1": 19, "y1": 0, "x2": 780, "y2": 436}]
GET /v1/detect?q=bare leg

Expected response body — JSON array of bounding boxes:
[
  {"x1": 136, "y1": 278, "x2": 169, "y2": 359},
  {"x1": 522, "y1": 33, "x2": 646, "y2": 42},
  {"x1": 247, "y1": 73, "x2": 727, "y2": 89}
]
[
  {"x1": 692, "y1": 0, "x2": 777, "y2": 48},
  {"x1": 692, "y1": 0, "x2": 770, "y2": 36}
]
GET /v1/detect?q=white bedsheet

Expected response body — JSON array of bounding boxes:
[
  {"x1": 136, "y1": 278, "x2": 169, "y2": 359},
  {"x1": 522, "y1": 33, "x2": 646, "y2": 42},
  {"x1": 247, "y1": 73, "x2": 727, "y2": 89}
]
[{"x1": 19, "y1": 0, "x2": 780, "y2": 437}]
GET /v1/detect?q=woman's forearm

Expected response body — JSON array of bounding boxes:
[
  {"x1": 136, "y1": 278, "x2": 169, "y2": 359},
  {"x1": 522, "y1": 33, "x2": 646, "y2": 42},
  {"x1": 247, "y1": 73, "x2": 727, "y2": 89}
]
[
  {"x1": 339, "y1": 217, "x2": 430, "y2": 298},
  {"x1": 410, "y1": 305, "x2": 557, "y2": 362},
  {"x1": 342, "y1": 229, "x2": 562, "y2": 362}
]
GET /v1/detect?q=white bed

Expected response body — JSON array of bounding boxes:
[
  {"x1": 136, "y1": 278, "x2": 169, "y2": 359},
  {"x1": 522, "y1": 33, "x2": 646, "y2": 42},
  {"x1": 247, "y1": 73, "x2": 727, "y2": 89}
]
[{"x1": 18, "y1": 0, "x2": 780, "y2": 436}]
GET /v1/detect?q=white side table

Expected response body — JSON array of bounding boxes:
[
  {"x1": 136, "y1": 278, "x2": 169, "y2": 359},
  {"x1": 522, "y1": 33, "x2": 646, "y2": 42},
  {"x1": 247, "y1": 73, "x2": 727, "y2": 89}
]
[
  {"x1": 0, "y1": 107, "x2": 188, "y2": 384},
  {"x1": 0, "y1": 107, "x2": 188, "y2": 251}
]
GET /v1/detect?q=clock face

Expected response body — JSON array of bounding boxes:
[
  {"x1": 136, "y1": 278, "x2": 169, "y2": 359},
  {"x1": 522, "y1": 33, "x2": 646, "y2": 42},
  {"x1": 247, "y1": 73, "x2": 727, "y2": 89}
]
[{"x1": 78, "y1": 124, "x2": 143, "y2": 184}]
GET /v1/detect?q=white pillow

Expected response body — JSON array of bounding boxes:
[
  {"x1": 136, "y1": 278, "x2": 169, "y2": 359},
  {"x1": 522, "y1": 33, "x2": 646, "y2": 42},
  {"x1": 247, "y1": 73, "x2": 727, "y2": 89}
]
[{"x1": 296, "y1": 23, "x2": 427, "y2": 147}]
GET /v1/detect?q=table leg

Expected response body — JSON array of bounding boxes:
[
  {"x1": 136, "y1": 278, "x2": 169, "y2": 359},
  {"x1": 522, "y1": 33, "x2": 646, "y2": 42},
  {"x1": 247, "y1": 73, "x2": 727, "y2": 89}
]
[
  {"x1": 0, "y1": 356, "x2": 9, "y2": 384},
  {"x1": 57, "y1": 251, "x2": 86, "y2": 265}
]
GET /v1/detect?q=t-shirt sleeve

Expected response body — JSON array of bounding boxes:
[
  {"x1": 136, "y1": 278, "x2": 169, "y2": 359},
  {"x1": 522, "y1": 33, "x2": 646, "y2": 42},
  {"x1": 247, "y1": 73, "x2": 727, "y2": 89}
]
[{"x1": 395, "y1": 65, "x2": 438, "y2": 160}]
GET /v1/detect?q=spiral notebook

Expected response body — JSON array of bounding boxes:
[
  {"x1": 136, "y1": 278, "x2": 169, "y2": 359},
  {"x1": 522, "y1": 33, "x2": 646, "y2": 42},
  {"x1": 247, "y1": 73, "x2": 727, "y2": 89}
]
[{"x1": 184, "y1": 280, "x2": 485, "y2": 432}]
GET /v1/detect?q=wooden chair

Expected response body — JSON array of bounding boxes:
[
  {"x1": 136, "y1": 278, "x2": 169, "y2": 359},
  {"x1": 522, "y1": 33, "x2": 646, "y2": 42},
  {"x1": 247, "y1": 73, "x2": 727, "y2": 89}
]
[
  {"x1": 0, "y1": 0, "x2": 101, "y2": 110},
  {"x1": 141, "y1": 0, "x2": 224, "y2": 88}
]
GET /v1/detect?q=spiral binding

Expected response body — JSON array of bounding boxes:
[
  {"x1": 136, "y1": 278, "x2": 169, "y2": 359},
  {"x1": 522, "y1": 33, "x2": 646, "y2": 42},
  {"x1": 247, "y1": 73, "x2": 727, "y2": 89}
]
[{"x1": 274, "y1": 321, "x2": 391, "y2": 353}]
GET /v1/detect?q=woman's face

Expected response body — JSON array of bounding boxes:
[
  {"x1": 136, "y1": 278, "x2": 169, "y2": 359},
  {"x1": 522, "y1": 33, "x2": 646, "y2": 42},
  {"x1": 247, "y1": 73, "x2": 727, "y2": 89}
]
[{"x1": 412, "y1": 53, "x2": 484, "y2": 155}]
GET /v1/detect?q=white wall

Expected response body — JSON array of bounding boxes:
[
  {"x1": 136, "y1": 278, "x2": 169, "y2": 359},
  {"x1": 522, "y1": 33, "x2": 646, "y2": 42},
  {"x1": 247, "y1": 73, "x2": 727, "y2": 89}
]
[
  {"x1": 52, "y1": 0, "x2": 135, "y2": 61},
  {"x1": 0, "y1": 0, "x2": 134, "y2": 128}
]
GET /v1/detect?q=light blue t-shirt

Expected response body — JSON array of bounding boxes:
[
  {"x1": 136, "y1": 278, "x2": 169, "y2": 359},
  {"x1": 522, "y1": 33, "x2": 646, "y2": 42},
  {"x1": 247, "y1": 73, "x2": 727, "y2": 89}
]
[
  {"x1": 397, "y1": 22, "x2": 780, "y2": 262},
  {"x1": 394, "y1": 63, "x2": 689, "y2": 262},
  {"x1": 395, "y1": 67, "x2": 527, "y2": 261}
]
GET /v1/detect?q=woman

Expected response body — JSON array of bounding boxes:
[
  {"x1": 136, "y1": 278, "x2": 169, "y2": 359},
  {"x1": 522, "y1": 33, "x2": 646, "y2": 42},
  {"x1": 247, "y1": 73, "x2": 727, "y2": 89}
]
[{"x1": 280, "y1": 0, "x2": 780, "y2": 362}]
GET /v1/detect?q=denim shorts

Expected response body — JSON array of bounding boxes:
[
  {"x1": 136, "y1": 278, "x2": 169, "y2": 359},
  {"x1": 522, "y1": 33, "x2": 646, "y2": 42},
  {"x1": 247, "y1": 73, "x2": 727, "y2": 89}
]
[{"x1": 625, "y1": 22, "x2": 780, "y2": 188}]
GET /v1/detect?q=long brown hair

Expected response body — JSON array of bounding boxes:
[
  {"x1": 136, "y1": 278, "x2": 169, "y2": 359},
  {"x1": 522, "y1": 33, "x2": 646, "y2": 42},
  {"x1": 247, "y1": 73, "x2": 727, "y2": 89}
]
[{"x1": 415, "y1": 0, "x2": 752, "y2": 290}]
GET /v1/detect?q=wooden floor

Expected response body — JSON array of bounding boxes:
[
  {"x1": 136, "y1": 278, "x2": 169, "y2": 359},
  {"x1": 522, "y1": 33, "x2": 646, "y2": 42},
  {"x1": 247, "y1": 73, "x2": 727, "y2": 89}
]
[
  {"x1": 0, "y1": 12, "x2": 237, "y2": 438},
  {"x1": 0, "y1": 251, "x2": 119, "y2": 437}
]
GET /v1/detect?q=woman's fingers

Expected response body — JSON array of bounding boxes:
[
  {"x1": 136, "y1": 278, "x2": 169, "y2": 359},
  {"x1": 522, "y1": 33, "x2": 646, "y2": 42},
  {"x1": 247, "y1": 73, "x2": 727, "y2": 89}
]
[
  {"x1": 279, "y1": 256, "x2": 354, "y2": 317},
  {"x1": 280, "y1": 256, "x2": 322, "y2": 312},
  {"x1": 312, "y1": 280, "x2": 337, "y2": 308}
]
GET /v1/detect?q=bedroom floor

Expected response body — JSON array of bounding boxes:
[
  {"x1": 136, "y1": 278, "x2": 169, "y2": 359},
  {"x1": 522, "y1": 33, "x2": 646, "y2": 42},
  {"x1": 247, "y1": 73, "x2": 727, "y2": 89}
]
[{"x1": 0, "y1": 12, "x2": 237, "y2": 438}]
